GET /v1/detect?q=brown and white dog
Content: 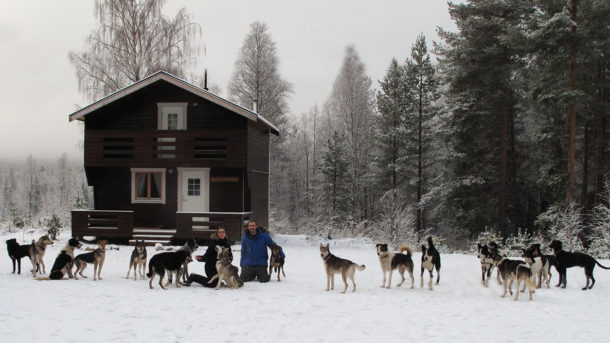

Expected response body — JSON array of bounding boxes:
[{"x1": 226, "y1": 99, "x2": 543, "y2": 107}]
[
  {"x1": 73, "y1": 240, "x2": 107, "y2": 280},
  {"x1": 126, "y1": 240, "x2": 148, "y2": 280},
  {"x1": 269, "y1": 244, "x2": 286, "y2": 282},
  {"x1": 29, "y1": 235, "x2": 53, "y2": 277},
  {"x1": 376, "y1": 243, "x2": 414, "y2": 289}
]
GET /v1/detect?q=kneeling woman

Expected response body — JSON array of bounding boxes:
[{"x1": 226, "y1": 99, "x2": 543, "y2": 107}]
[{"x1": 185, "y1": 227, "x2": 233, "y2": 287}]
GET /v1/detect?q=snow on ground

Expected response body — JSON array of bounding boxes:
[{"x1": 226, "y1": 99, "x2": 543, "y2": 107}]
[{"x1": 1, "y1": 229, "x2": 609, "y2": 342}]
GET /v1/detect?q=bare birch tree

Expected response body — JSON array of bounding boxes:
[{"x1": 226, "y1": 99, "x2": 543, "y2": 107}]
[
  {"x1": 228, "y1": 22, "x2": 293, "y2": 130},
  {"x1": 69, "y1": 0, "x2": 201, "y2": 101}
]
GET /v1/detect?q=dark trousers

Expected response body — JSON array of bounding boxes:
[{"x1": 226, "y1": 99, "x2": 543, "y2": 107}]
[
  {"x1": 185, "y1": 273, "x2": 217, "y2": 288},
  {"x1": 240, "y1": 265, "x2": 270, "y2": 283}
]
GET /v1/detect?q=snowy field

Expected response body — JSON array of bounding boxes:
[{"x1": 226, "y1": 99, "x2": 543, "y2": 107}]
[{"x1": 2, "y1": 229, "x2": 610, "y2": 342}]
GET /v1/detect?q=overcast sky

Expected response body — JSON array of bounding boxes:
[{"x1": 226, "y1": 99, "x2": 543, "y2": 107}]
[{"x1": 0, "y1": 0, "x2": 459, "y2": 163}]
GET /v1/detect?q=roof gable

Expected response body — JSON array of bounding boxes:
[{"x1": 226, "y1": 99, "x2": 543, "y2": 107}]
[{"x1": 68, "y1": 71, "x2": 279, "y2": 135}]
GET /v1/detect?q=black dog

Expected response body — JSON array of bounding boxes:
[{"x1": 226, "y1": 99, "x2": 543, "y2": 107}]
[
  {"x1": 147, "y1": 250, "x2": 192, "y2": 290},
  {"x1": 421, "y1": 236, "x2": 441, "y2": 289},
  {"x1": 6, "y1": 238, "x2": 32, "y2": 274},
  {"x1": 549, "y1": 240, "x2": 610, "y2": 290}
]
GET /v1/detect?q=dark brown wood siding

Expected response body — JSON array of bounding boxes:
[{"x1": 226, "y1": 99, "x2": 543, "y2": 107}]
[
  {"x1": 87, "y1": 167, "x2": 177, "y2": 229},
  {"x1": 85, "y1": 80, "x2": 247, "y2": 131},
  {"x1": 246, "y1": 121, "x2": 270, "y2": 228},
  {"x1": 210, "y1": 168, "x2": 245, "y2": 212}
]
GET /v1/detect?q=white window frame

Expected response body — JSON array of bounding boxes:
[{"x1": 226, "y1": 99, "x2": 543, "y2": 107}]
[
  {"x1": 130, "y1": 168, "x2": 166, "y2": 204},
  {"x1": 157, "y1": 103, "x2": 188, "y2": 130}
]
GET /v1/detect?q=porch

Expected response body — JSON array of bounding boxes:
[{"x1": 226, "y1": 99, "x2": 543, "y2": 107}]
[{"x1": 71, "y1": 209, "x2": 251, "y2": 245}]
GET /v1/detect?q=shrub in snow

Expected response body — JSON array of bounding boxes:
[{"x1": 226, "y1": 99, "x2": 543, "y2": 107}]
[
  {"x1": 43, "y1": 214, "x2": 62, "y2": 240},
  {"x1": 474, "y1": 227, "x2": 504, "y2": 252},
  {"x1": 373, "y1": 189, "x2": 418, "y2": 246},
  {"x1": 536, "y1": 201, "x2": 584, "y2": 252},
  {"x1": 504, "y1": 228, "x2": 534, "y2": 257},
  {"x1": 587, "y1": 178, "x2": 610, "y2": 258}
]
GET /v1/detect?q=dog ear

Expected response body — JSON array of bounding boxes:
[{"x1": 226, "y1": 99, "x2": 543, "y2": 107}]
[{"x1": 421, "y1": 245, "x2": 426, "y2": 252}]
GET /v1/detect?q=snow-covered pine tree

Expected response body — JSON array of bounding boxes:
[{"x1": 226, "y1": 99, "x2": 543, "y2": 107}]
[
  {"x1": 436, "y1": 0, "x2": 534, "y2": 238},
  {"x1": 376, "y1": 58, "x2": 408, "y2": 193}
]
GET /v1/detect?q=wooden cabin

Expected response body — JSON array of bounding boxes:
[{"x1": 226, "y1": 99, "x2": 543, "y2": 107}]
[{"x1": 69, "y1": 71, "x2": 278, "y2": 245}]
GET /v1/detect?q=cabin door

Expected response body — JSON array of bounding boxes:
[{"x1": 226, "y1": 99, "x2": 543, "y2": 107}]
[{"x1": 178, "y1": 168, "x2": 210, "y2": 212}]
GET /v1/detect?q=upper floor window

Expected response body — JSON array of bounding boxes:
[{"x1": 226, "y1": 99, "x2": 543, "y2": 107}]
[{"x1": 158, "y1": 103, "x2": 187, "y2": 130}]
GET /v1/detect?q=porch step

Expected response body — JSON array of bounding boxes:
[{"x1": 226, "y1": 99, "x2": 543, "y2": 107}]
[
  {"x1": 128, "y1": 239, "x2": 171, "y2": 247},
  {"x1": 133, "y1": 228, "x2": 176, "y2": 234},
  {"x1": 129, "y1": 227, "x2": 176, "y2": 246}
]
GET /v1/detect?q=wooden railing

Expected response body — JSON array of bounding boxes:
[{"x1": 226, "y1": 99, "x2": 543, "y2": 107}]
[
  {"x1": 72, "y1": 210, "x2": 250, "y2": 243},
  {"x1": 71, "y1": 210, "x2": 134, "y2": 239},
  {"x1": 176, "y1": 211, "x2": 251, "y2": 242},
  {"x1": 84, "y1": 129, "x2": 246, "y2": 168}
]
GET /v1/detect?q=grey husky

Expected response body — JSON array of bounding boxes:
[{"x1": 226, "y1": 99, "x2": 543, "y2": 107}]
[
  {"x1": 29, "y1": 235, "x2": 53, "y2": 277},
  {"x1": 208, "y1": 246, "x2": 243, "y2": 289},
  {"x1": 497, "y1": 257, "x2": 536, "y2": 301},
  {"x1": 320, "y1": 243, "x2": 366, "y2": 293}
]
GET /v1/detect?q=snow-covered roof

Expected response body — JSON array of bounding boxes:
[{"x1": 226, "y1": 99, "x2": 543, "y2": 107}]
[{"x1": 67, "y1": 70, "x2": 279, "y2": 135}]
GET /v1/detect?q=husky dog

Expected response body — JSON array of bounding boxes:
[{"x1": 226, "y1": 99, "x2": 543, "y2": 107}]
[
  {"x1": 376, "y1": 243, "x2": 414, "y2": 289},
  {"x1": 527, "y1": 243, "x2": 554, "y2": 288},
  {"x1": 421, "y1": 236, "x2": 441, "y2": 290},
  {"x1": 29, "y1": 235, "x2": 53, "y2": 277},
  {"x1": 522, "y1": 244, "x2": 555, "y2": 289},
  {"x1": 126, "y1": 240, "x2": 148, "y2": 280},
  {"x1": 6, "y1": 238, "x2": 32, "y2": 274},
  {"x1": 522, "y1": 248, "x2": 543, "y2": 288},
  {"x1": 208, "y1": 246, "x2": 243, "y2": 289},
  {"x1": 147, "y1": 250, "x2": 192, "y2": 290},
  {"x1": 73, "y1": 240, "x2": 107, "y2": 280},
  {"x1": 172, "y1": 238, "x2": 198, "y2": 284},
  {"x1": 487, "y1": 241, "x2": 504, "y2": 285},
  {"x1": 269, "y1": 245, "x2": 286, "y2": 282},
  {"x1": 477, "y1": 243, "x2": 494, "y2": 287},
  {"x1": 49, "y1": 237, "x2": 82, "y2": 280},
  {"x1": 497, "y1": 257, "x2": 536, "y2": 300},
  {"x1": 549, "y1": 240, "x2": 610, "y2": 290},
  {"x1": 320, "y1": 243, "x2": 366, "y2": 293}
]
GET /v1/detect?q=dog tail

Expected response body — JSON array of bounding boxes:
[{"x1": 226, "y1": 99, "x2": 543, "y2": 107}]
[
  {"x1": 427, "y1": 236, "x2": 436, "y2": 249},
  {"x1": 399, "y1": 245, "x2": 413, "y2": 256},
  {"x1": 517, "y1": 265, "x2": 536, "y2": 292},
  {"x1": 356, "y1": 264, "x2": 366, "y2": 272},
  {"x1": 146, "y1": 263, "x2": 154, "y2": 278},
  {"x1": 595, "y1": 260, "x2": 610, "y2": 270}
]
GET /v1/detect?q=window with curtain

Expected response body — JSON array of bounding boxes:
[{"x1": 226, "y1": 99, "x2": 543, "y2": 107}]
[{"x1": 132, "y1": 170, "x2": 164, "y2": 203}]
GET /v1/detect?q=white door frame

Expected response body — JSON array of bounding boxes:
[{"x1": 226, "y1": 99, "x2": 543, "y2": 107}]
[{"x1": 177, "y1": 168, "x2": 210, "y2": 212}]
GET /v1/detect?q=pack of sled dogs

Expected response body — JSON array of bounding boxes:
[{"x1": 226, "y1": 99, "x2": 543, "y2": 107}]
[
  {"x1": 5, "y1": 235, "x2": 609, "y2": 299},
  {"x1": 477, "y1": 239, "x2": 610, "y2": 300}
]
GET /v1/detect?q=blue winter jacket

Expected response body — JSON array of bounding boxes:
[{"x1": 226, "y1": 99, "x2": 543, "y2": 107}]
[{"x1": 240, "y1": 228, "x2": 284, "y2": 266}]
